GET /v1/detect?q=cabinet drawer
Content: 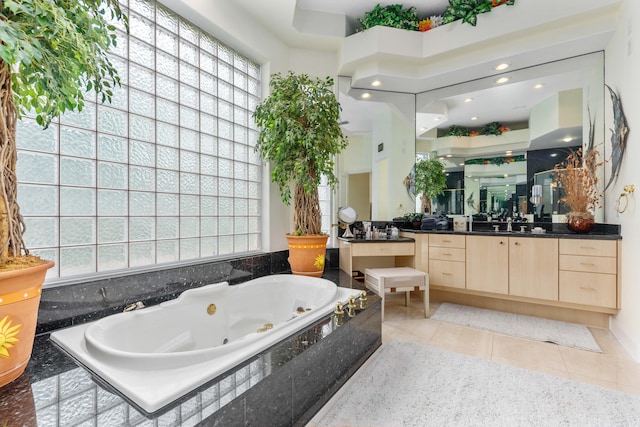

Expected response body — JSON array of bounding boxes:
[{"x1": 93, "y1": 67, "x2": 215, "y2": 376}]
[
  {"x1": 428, "y1": 260, "x2": 465, "y2": 288},
  {"x1": 429, "y1": 234, "x2": 465, "y2": 249},
  {"x1": 559, "y1": 271, "x2": 617, "y2": 308},
  {"x1": 559, "y1": 239, "x2": 616, "y2": 257},
  {"x1": 559, "y1": 255, "x2": 617, "y2": 274},
  {"x1": 429, "y1": 247, "x2": 465, "y2": 262},
  {"x1": 351, "y1": 242, "x2": 415, "y2": 257}
]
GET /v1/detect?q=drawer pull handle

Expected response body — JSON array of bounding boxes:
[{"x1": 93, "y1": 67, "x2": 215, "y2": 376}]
[
  {"x1": 442, "y1": 253, "x2": 452, "y2": 256},
  {"x1": 580, "y1": 246, "x2": 596, "y2": 250},
  {"x1": 443, "y1": 240, "x2": 452, "y2": 243},
  {"x1": 442, "y1": 272, "x2": 452, "y2": 276},
  {"x1": 580, "y1": 286, "x2": 596, "y2": 291},
  {"x1": 580, "y1": 262, "x2": 595, "y2": 266}
]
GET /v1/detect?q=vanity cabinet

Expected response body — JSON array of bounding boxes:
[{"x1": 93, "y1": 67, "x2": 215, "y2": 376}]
[
  {"x1": 508, "y1": 237, "x2": 559, "y2": 301},
  {"x1": 428, "y1": 234, "x2": 465, "y2": 289},
  {"x1": 338, "y1": 239, "x2": 415, "y2": 274},
  {"x1": 558, "y1": 239, "x2": 618, "y2": 308},
  {"x1": 466, "y1": 235, "x2": 509, "y2": 294}
]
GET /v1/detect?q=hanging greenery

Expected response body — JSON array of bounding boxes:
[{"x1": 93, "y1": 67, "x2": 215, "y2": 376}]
[
  {"x1": 465, "y1": 154, "x2": 526, "y2": 166},
  {"x1": 444, "y1": 125, "x2": 472, "y2": 137},
  {"x1": 444, "y1": 0, "x2": 516, "y2": 26},
  {"x1": 444, "y1": 122, "x2": 509, "y2": 137},
  {"x1": 357, "y1": 4, "x2": 419, "y2": 32}
]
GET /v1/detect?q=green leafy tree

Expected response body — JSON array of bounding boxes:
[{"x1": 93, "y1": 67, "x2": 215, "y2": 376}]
[
  {"x1": 0, "y1": 0, "x2": 127, "y2": 263},
  {"x1": 415, "y1": 158, "x2": 447, "y2": 214},
  {"x1": 253, "y1": 72, "x2": 348, "y2": 235}
]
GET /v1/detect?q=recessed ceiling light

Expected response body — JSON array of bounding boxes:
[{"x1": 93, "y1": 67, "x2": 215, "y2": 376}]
[
  {"x1": 505, "y1": 150, "x2": 513, "y2": 155},
  {"x1": 550, "y1": 153, "x2": 559, "y2": 157},
  {"x1": 434, "y1": 117, "x2": 441, "y2": 122},
  {"x1": 496, "y1": 77, "x2": 510, "y2": 84},
  {"x1": 439, "y1": 157, "x2": 444, "y2": 160},
  {"x1": 420, "y1": 127, "x2": 427, "y2": 131},
  {"x1": 371, "y1": 80, "x2": 382, "y2": 87},
  {"x1": 361, "y1": 93, "x2": 371, "y2": 99},
  {"x1": 446, "y1": 173, "x2": 450, "y2": 176},
  {"x1": 534, "y1": 83, "x2": 545, "y2": 89},
  {"x1": 464, "y1": 98, "x2": 473, "y2": 103},
  {"x1": 459, "y1": 162, "x2": 465, "y2": 166},
  {"x1": 504, "y1": 174, "x2": 509, "y2": 178},
  {"x1": 495, "y1": 63, "x2": 510, "y2": 71},
  {"x1": 471, "y1": 116, "x2": 478, "y2": 121},
  {"x1": 563, "y1": 137, "x2": 573, "y2": 142},
  {"x1": 446, "y1": 154, "x2": 452, "y2": 158}
]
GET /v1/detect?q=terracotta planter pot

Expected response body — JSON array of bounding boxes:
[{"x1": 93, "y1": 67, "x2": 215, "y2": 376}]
[
  {"x1": 286, "y1": 235, "x2": 329, "y2": 277},
  {"x1": 0, "y1": 260, "x2": 55, "y2": 388}
]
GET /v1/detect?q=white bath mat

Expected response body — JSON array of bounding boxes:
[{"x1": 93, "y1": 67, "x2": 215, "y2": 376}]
[
  {"x1": 430, "y1": 302, "x2": 602, "y2": 352},
  {"x1": 310, "y1": 340, "x2": 640, "y2": 427}
]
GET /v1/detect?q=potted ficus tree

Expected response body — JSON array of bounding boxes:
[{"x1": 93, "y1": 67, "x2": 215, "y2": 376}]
[
  {"x1": 414, "y1": 157, "x2": 447, "y2": 214},
  {"x1": 0, "y1": 0, "x2": 127, "y2": 387},
  {"x1": 253, "y1": 72, "x2": 348, "y2": 277}
]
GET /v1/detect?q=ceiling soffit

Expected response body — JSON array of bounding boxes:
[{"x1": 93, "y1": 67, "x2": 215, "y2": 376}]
[{"x1": 338, "y1": 0, "x2": 621, "y2": 94}]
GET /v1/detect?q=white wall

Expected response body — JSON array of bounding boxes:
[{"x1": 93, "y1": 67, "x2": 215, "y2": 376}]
[{"x1": 604, "y1": 0, "x2": 640, "y2": 361}]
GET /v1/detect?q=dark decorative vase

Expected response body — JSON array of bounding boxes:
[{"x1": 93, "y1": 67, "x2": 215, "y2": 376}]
[{"x1": 566, "y1": 212, "x2": 595, "y2": 233}]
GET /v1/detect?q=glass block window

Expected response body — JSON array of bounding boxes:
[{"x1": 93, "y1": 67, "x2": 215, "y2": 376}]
[{"x1": 16, "y1": 0, "x2": 262, "y2": 281}]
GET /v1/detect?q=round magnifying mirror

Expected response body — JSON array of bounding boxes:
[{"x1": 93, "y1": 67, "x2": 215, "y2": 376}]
[{"x1": 338, "y1": 206, "x2": 357, "y2": 238}]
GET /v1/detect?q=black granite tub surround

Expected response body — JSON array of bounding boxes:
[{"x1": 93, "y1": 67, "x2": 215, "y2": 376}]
[{"x1": 0, "y1": 257, "x2": 380, "y2": 426}]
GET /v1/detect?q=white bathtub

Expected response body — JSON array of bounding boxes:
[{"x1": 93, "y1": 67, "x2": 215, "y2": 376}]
[{"x1": 51, "y1": 274, "x2": 361, "y2": 414}]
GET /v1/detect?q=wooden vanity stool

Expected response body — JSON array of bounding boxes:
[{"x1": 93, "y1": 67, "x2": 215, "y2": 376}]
[{"x1": 364, "y1": 267, "x2": 429, "y2": 321}]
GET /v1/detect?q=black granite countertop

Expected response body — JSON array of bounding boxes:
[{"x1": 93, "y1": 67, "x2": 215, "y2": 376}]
[
  {"x1": 401, "y1": 222, "x2": 621, "y2": 240},
  {"x1": 338, "y1": 236, "x2": 415, "y2": 243},
  {"x1": 0, "y1": 268, "x2": 377, "y2": 426}
]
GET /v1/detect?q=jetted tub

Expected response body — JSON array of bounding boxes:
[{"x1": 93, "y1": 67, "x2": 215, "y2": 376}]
[{"x1": 51, "y1": 274, "x2": 362, "y2": 415}]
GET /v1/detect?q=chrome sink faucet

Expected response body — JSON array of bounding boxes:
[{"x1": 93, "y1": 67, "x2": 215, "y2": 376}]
[{"x1": 507, "y1": 217, "x2": 513, "y2": 232}]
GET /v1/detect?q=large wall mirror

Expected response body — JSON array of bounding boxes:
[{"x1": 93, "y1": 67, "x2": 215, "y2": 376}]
[
  {"x1": 417, "y1": 52, "x2": 604, "y2": 222},
  {"x1": 337, "y1": 52, "x2": 604, "y2": 223},
  {"x1": 337, "y1": 76, "x2": 416, "y2": 221}
]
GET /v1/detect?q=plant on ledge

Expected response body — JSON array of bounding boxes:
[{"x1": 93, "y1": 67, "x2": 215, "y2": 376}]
[
  {"x1": 444, "y1": 125, "x2": 472, "y2": 137},
  {"x1": 444, "y1": 0, "x2": 517, "y2": 26},
  {"x1": 480, "y1": 121, "x2": 510, "y2": 135},
  {"x1": 357, "y1": 4, "x2": 419, "y2": 32},
  {"x1": 554, "y1": 147, "x2": 603, "y2": 233}
]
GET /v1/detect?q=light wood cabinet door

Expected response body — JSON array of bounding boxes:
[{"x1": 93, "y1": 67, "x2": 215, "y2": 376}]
[
  {"x1": 429, "y1": 260, "x2": 465, "y2": 288},
  {"x1": 509, "y1": 237, "x2": 559, "y2": 301},
  {"x1": 429, "y1": 234, "x2": 465, "y2": 248},
  {"x1": 466, "y1": 235, "x2": 509, "y2": 294},
  {"x1": 559, "y1": 271, "x2": 617, "y2": 308}
]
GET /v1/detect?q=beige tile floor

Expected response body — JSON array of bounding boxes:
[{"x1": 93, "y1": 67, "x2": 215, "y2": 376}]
[{"x1": 381, "y1": 293, "x2": 640, "y2": 396}]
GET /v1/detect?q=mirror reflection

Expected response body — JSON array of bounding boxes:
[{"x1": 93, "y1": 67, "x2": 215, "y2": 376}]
[
  {"x1": 417, "y1": 52, "x2": 604, "y2": 222},
  {"x1": 337, "y1": 77, "x2": 416, "y2": 221},
  {"x1": 338, "y1": 52, "x2": 604, "y2": 224}
]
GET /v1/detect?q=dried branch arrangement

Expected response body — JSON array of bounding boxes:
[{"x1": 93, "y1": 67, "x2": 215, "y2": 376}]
[{"x1": 555, "y1": 147, "x2": 603, "y2": 216}]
